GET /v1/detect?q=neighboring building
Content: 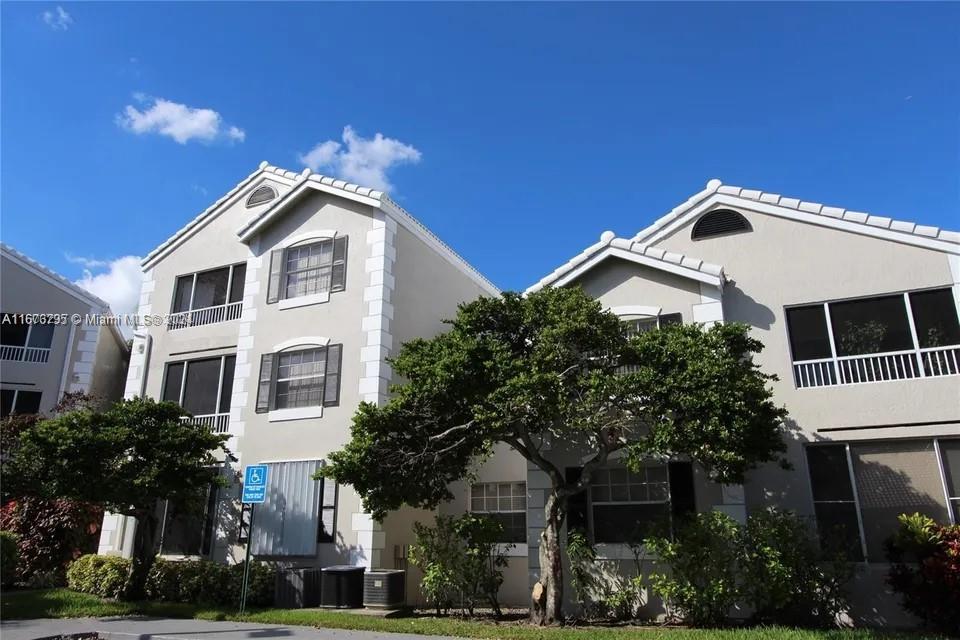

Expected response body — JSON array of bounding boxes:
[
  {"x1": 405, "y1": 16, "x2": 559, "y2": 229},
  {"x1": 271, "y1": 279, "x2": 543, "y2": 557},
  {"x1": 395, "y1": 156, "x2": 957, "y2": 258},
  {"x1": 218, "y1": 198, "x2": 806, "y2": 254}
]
[
  {"x1": 97, "y1": 163, "x2": 497, "y2": 601},
  {"x1": 0, "y1": 243, "x2": 129, "y2": 417},
  {"x1": 517, "y1": 180, "x2": 960, "y2": 625}
]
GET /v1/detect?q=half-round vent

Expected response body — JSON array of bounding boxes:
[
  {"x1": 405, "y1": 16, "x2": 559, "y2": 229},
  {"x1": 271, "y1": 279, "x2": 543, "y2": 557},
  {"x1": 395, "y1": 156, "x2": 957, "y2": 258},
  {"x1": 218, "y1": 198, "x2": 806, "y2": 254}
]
[
  {"x1": 246, "y1": 185, "x2": 277, "y2": 208},
  {"x1": 691, "y1": 209, "x2": 751, "y2": 240}
]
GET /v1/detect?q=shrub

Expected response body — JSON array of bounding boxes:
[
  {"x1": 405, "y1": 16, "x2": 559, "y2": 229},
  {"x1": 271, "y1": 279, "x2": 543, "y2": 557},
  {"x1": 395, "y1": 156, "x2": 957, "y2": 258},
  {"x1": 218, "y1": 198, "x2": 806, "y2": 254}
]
[
  {"x1": 566, "y1": 530, "x2": 599, "y2": 615},
  {"x1": 647, "y1": 511, "x2": 742, "y2": 627},
  {"x1": 409, "y1": 514, "x2": 507, "y2": 616},
  {"x1": 1, "y1": 530, "x2": 19, "y2": 586},
  {"x1": 740, "y1": 508, "x2": 851, "y2": 627},
  {"x1": 886, "y1": 512, "x2": 960, "y2": 634},
  {"x1": 146, "y1": 558, "x2": 274, "y2": 608},
  {"x1": 67, "y1": 554, "x2": 130, "y2": 599}
]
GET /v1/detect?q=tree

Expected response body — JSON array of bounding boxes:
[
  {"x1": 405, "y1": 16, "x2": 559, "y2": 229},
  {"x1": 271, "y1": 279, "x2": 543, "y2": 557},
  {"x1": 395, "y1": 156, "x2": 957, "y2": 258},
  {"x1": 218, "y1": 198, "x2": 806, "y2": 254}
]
[
  {"x1": 2, "y1": 397, "x2": 229, "y2": 600},
  {"x1": 319, "y1": 287, "x2": 788, "y2": 624}
]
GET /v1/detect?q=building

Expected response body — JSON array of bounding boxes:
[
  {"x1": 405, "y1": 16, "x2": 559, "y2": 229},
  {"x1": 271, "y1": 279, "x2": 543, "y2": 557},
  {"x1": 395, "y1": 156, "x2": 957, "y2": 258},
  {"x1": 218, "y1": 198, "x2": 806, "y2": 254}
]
[
  {"x1": 499, "y1": 179, "x2": 958, "y2": 625},
  {"x1": 96, "y1": 163, "x2": 497, "y2": 595},
  {"x1": 0, "y1": 243, "x2": 129, "y2": 417}
]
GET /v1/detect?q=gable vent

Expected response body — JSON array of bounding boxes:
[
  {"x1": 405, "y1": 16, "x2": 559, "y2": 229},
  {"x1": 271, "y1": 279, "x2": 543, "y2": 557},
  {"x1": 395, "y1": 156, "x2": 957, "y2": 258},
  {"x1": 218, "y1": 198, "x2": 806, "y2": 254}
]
[
  {"x1": 246, "y1": 185, "x2": 278, "y2": 208},
  {"x1": 691, "y1": 209, "x2": 751, "y2": 240}
]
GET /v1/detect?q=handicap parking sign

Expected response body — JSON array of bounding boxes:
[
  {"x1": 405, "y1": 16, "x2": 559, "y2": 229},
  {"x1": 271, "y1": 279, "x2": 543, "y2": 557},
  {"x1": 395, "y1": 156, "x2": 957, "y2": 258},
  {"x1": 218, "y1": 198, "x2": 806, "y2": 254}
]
[{"x1": 242, "y1": 464, "x2": 268, "y2": 504}]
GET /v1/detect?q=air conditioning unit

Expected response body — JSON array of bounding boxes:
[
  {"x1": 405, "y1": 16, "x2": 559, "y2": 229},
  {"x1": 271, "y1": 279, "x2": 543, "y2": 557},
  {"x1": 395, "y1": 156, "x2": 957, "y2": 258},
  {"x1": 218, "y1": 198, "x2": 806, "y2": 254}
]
[
  {"x1": 275, "y1": 567, "x2": 322, "y2": 608},
  {"x1": 320, "y1": 565, "x2": 365, "y2": 609},
  {"x1": 363, "y1": 569, "x2": 405, "y2": 609}
]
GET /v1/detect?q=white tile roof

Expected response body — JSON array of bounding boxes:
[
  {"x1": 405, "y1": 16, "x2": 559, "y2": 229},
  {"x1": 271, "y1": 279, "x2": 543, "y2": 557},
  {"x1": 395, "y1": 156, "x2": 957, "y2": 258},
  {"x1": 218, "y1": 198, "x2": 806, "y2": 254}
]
[
  {"x1": 633, "y1": 179, "x2": 960, "y2": 246},
  {"x1": 526, "y1": 231, "x2": 725, "y2": 293},
  {"x1": 1, "y1": 242, "x2": 112, "y2": 310}
]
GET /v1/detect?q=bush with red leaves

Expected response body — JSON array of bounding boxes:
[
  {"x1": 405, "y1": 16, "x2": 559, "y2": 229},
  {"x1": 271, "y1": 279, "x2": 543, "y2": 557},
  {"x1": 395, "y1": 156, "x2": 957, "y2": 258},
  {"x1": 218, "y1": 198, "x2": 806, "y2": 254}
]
[{"x1": 886, "y1": 512, "x2": 960, "y2": 635}]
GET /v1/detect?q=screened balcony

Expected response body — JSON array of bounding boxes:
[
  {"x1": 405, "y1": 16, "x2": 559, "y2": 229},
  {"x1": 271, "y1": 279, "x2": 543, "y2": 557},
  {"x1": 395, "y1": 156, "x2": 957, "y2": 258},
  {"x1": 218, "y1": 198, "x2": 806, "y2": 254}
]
[
  {"x1": 162, "y1": 355, "x2": 235, "y2": 433},
  {"x1": 168, "y1": 263, "x2": 245, "y2": 330},
  {"x1": 787, "y1": 287, "x2": 960, "y2": 389},
  {"x1": 0, "y1": 315, "x2": 53, "y2": 363}
]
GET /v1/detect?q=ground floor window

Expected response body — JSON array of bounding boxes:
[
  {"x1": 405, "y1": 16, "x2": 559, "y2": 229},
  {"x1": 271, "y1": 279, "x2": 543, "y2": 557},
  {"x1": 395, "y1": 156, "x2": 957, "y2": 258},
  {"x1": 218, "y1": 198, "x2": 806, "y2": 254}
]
[
  {"x1": 806, "y1": 438, "x2": 957, "y2": 562},
  {"x1": 0, "y1": 388, "x2": 42, "y2": 418},
  {"x1": 470, "y1": 482, "x2": 527, "y2": 543},
  {"x1": 158, "y1": 482, "x2": 218, "y2": 557},
  {"x1": 249, "y1": 459, "x2": 328, "y2": 556}
]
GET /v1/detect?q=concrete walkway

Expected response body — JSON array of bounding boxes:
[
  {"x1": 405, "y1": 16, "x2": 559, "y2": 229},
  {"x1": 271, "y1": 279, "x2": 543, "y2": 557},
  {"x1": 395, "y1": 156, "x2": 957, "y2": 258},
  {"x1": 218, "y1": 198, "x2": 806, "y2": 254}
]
[{"x1": 0, "y1": 617, "x2": 458, "y2": 640}]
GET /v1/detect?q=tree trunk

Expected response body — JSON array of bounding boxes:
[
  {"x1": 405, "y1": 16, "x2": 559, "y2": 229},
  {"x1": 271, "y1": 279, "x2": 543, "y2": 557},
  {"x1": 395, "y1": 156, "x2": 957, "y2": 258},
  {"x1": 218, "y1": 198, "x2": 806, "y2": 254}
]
[
  {"x1": 531, "y1": 489, "x2": 566, "y2": 625},
  {"x1": 122, "y1": 511, "x2": 158, "y2": 601}
]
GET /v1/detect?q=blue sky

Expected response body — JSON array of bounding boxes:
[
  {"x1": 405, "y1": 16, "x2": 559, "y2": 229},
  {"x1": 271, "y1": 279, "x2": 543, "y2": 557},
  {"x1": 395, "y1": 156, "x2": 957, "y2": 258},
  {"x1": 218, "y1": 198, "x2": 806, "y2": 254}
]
[{"x1": 2, "y1": 2, "x2": 958, "y2": 313}]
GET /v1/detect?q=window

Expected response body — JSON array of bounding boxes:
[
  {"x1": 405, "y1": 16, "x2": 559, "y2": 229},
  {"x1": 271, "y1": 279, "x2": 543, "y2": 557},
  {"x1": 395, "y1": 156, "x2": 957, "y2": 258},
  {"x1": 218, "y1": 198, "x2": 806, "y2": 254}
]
[
  {"x1": 939, "y1": 440, "x2": 960, "y2": 523},
  {"x1": 623, "y1": 312, "x2": 682, "y2": 338},
  {"x1": 470, "y1": 482, "x2": 527, "y2": 544},
  {"x1": 787, "y1": 288, "x2": 960, "y2": 388},
  {"x1": 590, "y1": 463, "x2": 671, "y2": 544},
  {"x1": 256, "y1": 344, "x2": 342, "y2": 413},
  {"x1": 1, "y1": 314, "x2": 54, "y2": 362},
  {"x1": 170, "y1": 263, "x2": 245, "y2": 327},
  {"x1": 317, "y1": 476, "x2": 337, "y2": 543},
  {"x1": 806, "y1": 445, "x2": 864, "y2": 561},
  {"x1": 246, "y1": 184, "x2": 277, "y2": 208},
  {"x1": 691, "y1": 209, "x2": 751, "y2": 240},
  {"x1": 249, "y1": 460, "x2": 326, "y2": 556},
  {"x1": 0, "y1": 389, "x2": 42, "y2": 418},
  {"x1": 162, "y1": 355, "x2": 236, "y2": 418},
  {"x1": 159, "y1": 481, "x2": 219, "y2": 557},
  {"x1": 266, "y1": 237, "x2": 347, "y2": 304}
]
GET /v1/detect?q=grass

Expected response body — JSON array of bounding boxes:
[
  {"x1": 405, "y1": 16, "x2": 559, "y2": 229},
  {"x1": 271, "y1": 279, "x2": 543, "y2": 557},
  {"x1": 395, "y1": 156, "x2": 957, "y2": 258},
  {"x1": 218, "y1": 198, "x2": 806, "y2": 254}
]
[{"x1": 0, "y1": 589, "x2": 947, "y2": 640}]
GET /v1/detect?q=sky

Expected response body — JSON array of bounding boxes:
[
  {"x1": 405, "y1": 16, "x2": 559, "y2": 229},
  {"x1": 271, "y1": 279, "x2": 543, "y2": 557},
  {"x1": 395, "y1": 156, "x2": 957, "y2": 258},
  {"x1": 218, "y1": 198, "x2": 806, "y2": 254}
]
[{"x1": 2, "y1": 2, "x2": 958, "y2": 316}]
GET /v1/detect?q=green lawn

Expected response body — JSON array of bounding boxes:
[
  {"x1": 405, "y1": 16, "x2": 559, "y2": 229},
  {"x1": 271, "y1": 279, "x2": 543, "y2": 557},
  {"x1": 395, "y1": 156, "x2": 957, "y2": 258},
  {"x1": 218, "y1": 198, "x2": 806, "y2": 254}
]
[{"x1": 0, "y1": 589, "x2": 946, "y2": 640}]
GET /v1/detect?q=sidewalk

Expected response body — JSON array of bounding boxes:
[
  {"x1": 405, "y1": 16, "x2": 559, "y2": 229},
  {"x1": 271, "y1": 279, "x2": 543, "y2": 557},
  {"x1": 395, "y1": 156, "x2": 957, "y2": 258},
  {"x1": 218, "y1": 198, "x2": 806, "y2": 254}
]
[{"x1": 0, "y1": 616, "x2": 457, "y2": 640}]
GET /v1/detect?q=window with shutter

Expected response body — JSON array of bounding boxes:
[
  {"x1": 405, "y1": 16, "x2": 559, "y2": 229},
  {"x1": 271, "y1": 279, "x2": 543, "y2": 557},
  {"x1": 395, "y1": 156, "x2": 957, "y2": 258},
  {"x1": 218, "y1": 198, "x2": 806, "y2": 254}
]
[
  {"x1": 256, "y1": 345, "x2": 342, "y2": 414},
  {"x1": 691, "y1": 209, "x2": 751, "y2": 240},
  {"x1": 266, "y1": 237, "x2": 348, "y2": 304}
]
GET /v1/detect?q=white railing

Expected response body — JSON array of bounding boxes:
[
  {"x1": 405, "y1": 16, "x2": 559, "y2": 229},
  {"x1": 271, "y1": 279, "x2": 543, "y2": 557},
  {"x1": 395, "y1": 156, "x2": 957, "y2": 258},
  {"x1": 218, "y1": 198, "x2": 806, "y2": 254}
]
[
  {"x1": 182, "y1": 413, "x2": 231, "y2": 433},
  {"x1": 168, "y1": 301, "x2": 242, "y2": 331},
  {"x1": 793, "y1": 345, "x2": 960, "y2": 388},
  {"x1": 0, "y1": 345, "x2": 51, "y2": 363}
]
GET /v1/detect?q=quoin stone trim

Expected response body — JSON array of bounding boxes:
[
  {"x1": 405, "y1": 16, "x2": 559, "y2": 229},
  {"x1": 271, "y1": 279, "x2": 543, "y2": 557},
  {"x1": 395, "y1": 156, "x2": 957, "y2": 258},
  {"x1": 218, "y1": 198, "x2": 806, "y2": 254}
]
[
  {"x1": 228, "y1": 246, "x2": 263, "y2": 452},
  {"x1": 358, "y1": 211, "x2": 396, "y2": 406},
  {"x1": 123, "y1": 269, "x2": 155, "y2": 399}
]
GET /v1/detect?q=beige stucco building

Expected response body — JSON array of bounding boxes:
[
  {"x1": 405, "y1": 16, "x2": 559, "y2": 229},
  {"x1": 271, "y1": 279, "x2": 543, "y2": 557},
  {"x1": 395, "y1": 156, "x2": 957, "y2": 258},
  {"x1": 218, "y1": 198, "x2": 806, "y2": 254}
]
[
  {"x1": 0, "y1": 243, "x2": 129, "y2": 417},
  {"x1": 96, "y1": 163, "x2": 497, "y2": 600},
  {"x1": 519, "y1": 180, "x2": 960, "y2": 626}
]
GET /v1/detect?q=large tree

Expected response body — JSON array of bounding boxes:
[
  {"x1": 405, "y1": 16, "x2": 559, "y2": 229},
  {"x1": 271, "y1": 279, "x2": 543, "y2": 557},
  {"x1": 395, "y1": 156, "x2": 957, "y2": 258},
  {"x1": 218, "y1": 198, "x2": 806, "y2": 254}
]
[
  {"x1": 320, "y1": 287, "x2": 788, "y2": 624},
  {"x1": 2, "y1": 397, "x2": 229, "y2": 599}
]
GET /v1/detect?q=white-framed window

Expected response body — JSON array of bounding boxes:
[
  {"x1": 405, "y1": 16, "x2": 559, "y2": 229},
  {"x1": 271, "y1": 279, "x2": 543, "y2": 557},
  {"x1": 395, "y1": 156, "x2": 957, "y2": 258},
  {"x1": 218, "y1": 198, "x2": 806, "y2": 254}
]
[
  {"x1": 246, "y1": 184, "x2": 277, "y2": 208},
  {"x1": 0, "y1": 388, "x2": 42, "y2": 417},
  {"x1": 623, "y1": 312, "x2": 682, "y2": 338},
  {"x1": 938, "y1": 439, "x2": 960, "y2": 524},
  {"x1": 1, "y1": 313, "x2": 55, "y2": 362},
  {"x1": 161, "y1": 355, "x2": 235, "y2": 433},
  {"x1": 256, "y1": 344, "x2": 342, "y2": 413},
  {"x1": 589, "y1": 463, "x2": 671, "y2": 544},
  {"x1": 266, "y1": 237, "x2": 347, "y2": 304},
  {"x1": 169, "y1": 263, "x2": 245, "y2": 329},
  {"x1": 470, "y1": 482, "x2": 527, "y2": 543}
]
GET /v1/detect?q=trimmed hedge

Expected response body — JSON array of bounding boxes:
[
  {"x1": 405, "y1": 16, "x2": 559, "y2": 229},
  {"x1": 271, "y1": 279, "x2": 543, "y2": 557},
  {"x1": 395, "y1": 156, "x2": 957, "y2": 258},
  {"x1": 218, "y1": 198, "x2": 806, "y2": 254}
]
[
  {"x1": 1, "y1": 530, "x2": 19, "y2": 586},
  {"x1": 67, "y1": 554, "x2": 274, "y2": 607}
]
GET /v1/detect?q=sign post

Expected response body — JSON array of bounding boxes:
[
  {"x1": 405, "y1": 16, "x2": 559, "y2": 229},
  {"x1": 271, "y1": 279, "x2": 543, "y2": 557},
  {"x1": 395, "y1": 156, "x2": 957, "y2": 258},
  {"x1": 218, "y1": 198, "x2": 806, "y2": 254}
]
[{"x1": 239, "y1": 464, "x2": 268, "y2": 615}]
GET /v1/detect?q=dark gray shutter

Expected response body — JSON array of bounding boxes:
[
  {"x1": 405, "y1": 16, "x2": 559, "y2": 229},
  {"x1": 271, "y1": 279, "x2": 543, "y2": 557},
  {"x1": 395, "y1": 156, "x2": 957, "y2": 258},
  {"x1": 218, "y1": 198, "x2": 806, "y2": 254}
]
[
  {"x1": 256, "y1": 353, "x2": 274, "y2": 413},
  {"x1": 323, "y1": 344, "x2": 342, "y2": 407},
  {"x1": 331, "y1": 236, "x2": 347, "y2": 292},
  {"x1": 266, "y1": 248, "x2": 284, "y2": 303}
]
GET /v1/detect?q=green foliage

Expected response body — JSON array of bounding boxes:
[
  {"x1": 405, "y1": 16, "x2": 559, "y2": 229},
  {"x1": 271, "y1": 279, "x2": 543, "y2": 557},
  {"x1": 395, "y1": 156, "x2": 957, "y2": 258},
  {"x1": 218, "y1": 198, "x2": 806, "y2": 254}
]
[
  {"x1": 0, "y1": 497, "x2": 102, "y2": 586},
  {"x1": 886, "y1": 513, "x2": 960, "y2": 634},
  {"x1": 67, "y1": 554, "x2": 131, "y2": 599},
  {"x1": 648, "y1": 511, "x2": 742, "y2": 627},
  {"x1": 3, "y1": 397, "x2": 231, "y2": 600},
  {"x1": 146, "y1": 558, "x2": 274, "y2": 608},
  {"x1": 740, "y1": 508, "x2": 851, "y2": 627},
  {"x1": 566, "y1": 531, "x2": 598, "y2": 614},
  {"x1": 409, "y1": 514, "x2": 507, "y2": 616},
  {"x1": 1, "y1": 530, "x2": 19, "y2": 586}
]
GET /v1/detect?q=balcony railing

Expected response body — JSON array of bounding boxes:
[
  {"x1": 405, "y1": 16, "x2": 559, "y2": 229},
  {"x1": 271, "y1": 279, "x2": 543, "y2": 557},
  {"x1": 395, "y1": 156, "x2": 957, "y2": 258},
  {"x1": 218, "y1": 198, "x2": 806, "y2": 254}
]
[
  {"x1": 793, "y1": 345, "x2": 960, "y2": 389},
  {"x1": 0, "y1": 345, "x2": 51, "y2": 363},
  {"x1": 182, "y1": 413, "x2": 231, "y2": 433},
  {"x1": 169, "y1": 301, "x2": 242, "y2": 331}
]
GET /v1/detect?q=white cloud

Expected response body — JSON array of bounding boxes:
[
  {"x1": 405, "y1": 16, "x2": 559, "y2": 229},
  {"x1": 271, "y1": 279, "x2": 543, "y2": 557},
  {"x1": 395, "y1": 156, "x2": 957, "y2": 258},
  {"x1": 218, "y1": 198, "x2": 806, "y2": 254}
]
[
  {"x1": 72, "y1": 255, "x2": 144, "y2": 337},
  {"x1": 42, "y1": 6, "x2": 72, "y2": 30},
  {"x1": 116, "y1": 95, "x2": 245, "y2": 145},
  {"x1": 298, "y1": 126, "x2": 421, "y2": 192}
]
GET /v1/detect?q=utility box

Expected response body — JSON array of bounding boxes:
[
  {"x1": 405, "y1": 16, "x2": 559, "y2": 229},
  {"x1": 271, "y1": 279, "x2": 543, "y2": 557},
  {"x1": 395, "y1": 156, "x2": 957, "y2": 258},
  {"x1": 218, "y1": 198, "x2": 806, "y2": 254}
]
[
  {"x1": 363, "y1": 569, "x2": 406, "y2": 608},
  {"x1": 275, "y1": 567, "x2": 322, "y2": 608},
  {"x1": 320, "y1": 565, "x2": 365, "y2": 609}
]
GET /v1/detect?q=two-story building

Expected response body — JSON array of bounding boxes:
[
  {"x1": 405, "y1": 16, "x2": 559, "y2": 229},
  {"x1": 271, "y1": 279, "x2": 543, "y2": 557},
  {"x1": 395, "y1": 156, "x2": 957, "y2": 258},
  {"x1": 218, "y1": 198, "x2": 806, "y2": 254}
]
[
  {"x1": 506, "y1": 179, "x2": 959, "y2": 625},
  {"x1": 0, "y1": 243, "x2": 129, "y2": 416},
  {"x1": 96, "y1": 163, "x2": 497, "y2": 592}
]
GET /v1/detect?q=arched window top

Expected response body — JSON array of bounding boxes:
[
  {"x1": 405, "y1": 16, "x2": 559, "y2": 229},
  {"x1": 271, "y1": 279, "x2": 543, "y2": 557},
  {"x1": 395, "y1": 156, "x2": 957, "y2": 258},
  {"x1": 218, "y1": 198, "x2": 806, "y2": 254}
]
[
  {"x1": 246, "y1": 184, "x2": 277, "y2": 208},
  {"x1": 691, "y1": 209, "x2": 751, "y2": 240}
]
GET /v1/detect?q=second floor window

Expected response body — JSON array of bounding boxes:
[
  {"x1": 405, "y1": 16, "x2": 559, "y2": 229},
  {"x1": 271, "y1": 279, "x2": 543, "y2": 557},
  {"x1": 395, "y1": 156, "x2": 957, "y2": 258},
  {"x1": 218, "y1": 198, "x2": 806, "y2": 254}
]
[
  {"x1": 1, "y1": 314, "x2": 54, "y2": 362},
  {"x1": 162, "y1": 355, "x2": 236, "y2": 419},
  {"x1": 787, "y1": 287, "x2": 960, "y2": 388},
  {"x1": 170, "y1": 264, "x2": 246, "y2": 328},
  {"x1": 266, "y1": 237, "x2": 347, "y2": 304},
  {"x1": 256, "y1": 344, "x2": 342, "y2": 413}
]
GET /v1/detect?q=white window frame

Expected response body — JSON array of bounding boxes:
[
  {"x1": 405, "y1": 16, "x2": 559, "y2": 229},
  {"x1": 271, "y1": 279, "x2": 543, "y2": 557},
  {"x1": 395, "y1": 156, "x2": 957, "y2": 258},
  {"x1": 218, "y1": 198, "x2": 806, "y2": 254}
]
[
  {"x1": 0, "y1": 388, "x2": 42, "y2": 417},
  {"x1": 469, "y1": 481, "x2": 528, "y2": 557},
  {"x1": 587, "y1": 461, "x2": 672, "y2": 549},
  {"x1": 162, "y1": 355, "x2": 235, "y2": 419},
  {"x1": 935, "y1": 437, "x2": 960, "y2": 525}
]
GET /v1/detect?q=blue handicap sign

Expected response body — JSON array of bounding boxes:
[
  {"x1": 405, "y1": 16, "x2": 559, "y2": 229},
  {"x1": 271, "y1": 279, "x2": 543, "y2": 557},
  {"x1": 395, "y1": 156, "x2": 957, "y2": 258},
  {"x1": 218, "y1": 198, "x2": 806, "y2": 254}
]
[{"x1": 242, "y1": 464, "x2": 268, "y2": 504}]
